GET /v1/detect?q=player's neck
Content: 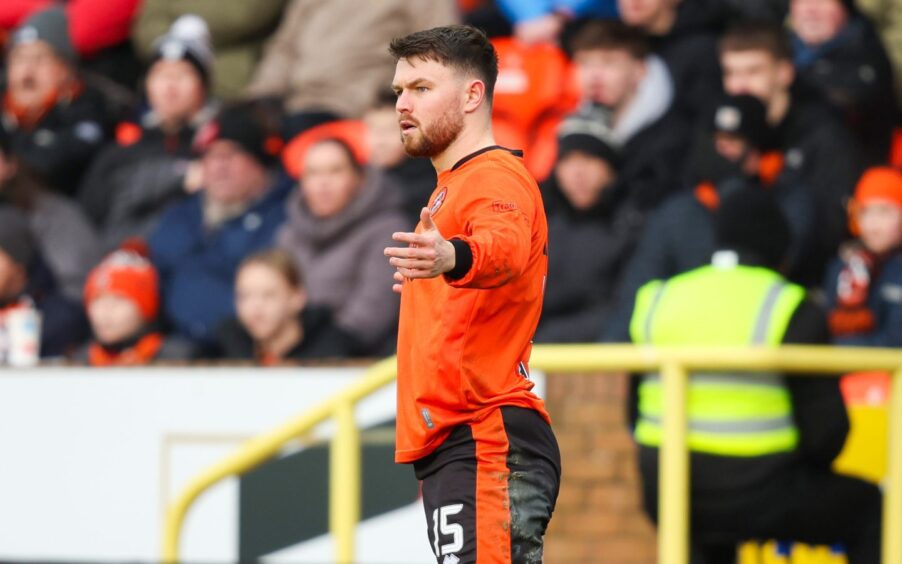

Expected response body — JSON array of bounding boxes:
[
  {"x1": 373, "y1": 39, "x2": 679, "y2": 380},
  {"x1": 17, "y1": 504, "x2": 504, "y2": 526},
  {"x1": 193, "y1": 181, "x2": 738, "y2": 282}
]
[{"x1": 431, "y1": 123, "x2": 496, "y2": 174}]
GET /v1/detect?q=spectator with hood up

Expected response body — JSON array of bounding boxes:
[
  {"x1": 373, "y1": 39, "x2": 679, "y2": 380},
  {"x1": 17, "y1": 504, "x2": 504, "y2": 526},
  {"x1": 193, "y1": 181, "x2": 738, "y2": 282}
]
[{"x1": 278, "y1": 137, "x2": 405, "y2": 355}]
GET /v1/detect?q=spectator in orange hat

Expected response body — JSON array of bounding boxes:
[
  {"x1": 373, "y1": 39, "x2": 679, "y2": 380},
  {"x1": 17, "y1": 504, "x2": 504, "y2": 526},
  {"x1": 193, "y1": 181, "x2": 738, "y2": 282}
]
[
  {"x1": 825, "y1": 166, "x2": 902, "y2": 346},
  {"x1": 79, "y1": 242, "x2": 195, "y2": 366}
]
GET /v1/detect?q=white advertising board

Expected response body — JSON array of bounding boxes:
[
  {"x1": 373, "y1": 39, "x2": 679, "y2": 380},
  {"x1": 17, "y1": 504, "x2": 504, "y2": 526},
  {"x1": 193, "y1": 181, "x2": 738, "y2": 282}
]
[{"x1": 0, "y1": 366, "x2": 544, "y2": 563}]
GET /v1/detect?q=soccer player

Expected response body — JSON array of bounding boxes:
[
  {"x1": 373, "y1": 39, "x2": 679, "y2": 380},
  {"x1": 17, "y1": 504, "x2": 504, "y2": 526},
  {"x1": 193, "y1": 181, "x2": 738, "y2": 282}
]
[{"x1": 383, "y1": 25, "x2": 561, "y2": 564}]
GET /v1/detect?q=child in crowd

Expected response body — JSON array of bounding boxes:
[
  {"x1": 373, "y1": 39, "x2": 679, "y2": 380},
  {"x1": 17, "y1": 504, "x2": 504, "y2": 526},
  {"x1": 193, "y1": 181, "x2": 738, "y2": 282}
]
[
  {"x1": 80, "y1": 241, "x2": 194, "y2": 365},
  {"x1": 215, "y1": 249, "x2": 355, "y2": 364},
  {"x1": 825, "y1": 167, "x2": 902, "y2": 347}
]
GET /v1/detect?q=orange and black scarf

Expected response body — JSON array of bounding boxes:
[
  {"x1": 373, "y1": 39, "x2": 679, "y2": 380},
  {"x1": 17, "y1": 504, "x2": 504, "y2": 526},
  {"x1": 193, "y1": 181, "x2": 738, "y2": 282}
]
[{"x1": 88, "y1": 333, "x2": 164, "y2": 367}]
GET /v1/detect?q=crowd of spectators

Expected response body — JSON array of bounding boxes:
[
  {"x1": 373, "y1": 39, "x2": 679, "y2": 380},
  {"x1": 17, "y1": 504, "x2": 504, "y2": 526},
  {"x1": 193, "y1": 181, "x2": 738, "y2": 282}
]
[{"x1": 0, "y1": 0, "x2": 900, "y2": 367}]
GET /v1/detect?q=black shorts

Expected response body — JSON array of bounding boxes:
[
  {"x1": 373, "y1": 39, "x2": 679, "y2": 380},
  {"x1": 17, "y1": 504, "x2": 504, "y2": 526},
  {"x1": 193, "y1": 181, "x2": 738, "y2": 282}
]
[{"x1": 413, "y1": 406, "x2": 561, "y2": 564}]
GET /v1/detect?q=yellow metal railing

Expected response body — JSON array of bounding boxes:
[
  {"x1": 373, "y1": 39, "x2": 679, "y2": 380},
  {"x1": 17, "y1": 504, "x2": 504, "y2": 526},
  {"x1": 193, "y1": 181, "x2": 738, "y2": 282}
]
[{"x1": 161, "y1": 345, "x2": 902, "y2": 564}]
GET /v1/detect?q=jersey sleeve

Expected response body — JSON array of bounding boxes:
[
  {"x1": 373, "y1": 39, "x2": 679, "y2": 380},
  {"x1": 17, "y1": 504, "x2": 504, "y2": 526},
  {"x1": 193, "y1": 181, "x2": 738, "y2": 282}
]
[{"x1": 442, "y1": 172, "x2": 536, "y2": 290}]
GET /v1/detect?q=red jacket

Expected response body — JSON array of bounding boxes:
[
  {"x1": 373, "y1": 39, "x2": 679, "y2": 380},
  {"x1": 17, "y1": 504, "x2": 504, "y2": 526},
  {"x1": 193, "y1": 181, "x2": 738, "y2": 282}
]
[{"x1": 0, "y1": 0, "x2": 140, "y2": 57}]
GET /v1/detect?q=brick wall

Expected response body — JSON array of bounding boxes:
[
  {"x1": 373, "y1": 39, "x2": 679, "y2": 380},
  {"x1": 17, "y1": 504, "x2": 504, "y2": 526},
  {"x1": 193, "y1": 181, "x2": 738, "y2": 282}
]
[{"x1": 543, "y1": 372, "x2": 658, "y2": 563}]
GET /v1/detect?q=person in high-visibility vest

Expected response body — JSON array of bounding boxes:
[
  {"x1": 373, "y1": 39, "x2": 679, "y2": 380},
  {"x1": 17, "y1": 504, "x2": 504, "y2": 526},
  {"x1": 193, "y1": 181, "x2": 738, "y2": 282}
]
[{"x1": 629, "y1": 189, "x2": 882, "y2": 564}]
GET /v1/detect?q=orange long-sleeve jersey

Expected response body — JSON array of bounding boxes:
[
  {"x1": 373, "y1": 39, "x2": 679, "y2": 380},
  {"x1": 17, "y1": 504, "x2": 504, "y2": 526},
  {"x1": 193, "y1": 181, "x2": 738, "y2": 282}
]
[{"x1": 395, "y1": 146, "x2": 551, "y2": 463}]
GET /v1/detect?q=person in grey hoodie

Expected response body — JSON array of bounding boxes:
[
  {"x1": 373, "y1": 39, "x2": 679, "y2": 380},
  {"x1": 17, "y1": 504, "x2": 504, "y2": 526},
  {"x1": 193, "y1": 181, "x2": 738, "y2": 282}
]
[
  {"x1": 568, "y1": 20, "x2": 692, "y2": 213},
  {"x1": 278, "y1": 137, "x2": 407, "y2": 356}
]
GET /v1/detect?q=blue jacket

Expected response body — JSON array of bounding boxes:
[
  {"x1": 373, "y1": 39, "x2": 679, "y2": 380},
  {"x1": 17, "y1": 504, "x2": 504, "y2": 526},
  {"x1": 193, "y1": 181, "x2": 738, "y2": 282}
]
[
  {"x1": 496, "y1": 0, "x2": 617, "y2": 23},
  {"x1": 824, "y1": 251, "x2": 902, "y2": 348},
  {"x1": 149, "y1": 175, "x2": 292, "y2": 345}
]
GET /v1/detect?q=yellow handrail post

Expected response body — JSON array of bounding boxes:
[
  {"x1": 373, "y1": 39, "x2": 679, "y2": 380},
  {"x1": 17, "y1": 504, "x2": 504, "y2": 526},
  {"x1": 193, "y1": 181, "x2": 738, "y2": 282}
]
[
  {"x1": 883, "y1": 368, "x2": 902, "y2": 564},
  {"x1": 659, "y1": 360, "x2": 690, "y2": 564},
  {"x1": 330, "y1": 400, "x2": 361, "y2": 564},
  {"x1": 162, "y1": 493, "x2": 186, "y2": 563}
]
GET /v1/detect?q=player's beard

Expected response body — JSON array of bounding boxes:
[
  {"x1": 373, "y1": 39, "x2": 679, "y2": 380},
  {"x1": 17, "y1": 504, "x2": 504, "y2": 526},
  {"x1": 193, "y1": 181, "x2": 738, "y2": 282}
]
[{"x1": 402, "y1": 108, "x2": 464, "y2": 158}]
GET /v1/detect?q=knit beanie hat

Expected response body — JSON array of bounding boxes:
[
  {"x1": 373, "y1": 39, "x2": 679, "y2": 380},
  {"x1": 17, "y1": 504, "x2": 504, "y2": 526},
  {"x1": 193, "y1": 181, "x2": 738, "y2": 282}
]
[
  {"x1": 195, "y1": 104, "x2": 283, "y2": 167},
  {"x1": 715, "y1": 188, "x2": 791, "y2": 268},
  {"x1": 0, "y1": 206, "x2": 36, "y2": 267},
  {"x1": 556, "y1": 109, "x2": 620, "y2": 168},
  {"x1": 149, "y1": 14, "x2": 214, "y2": 87},
  {"x1": 853, "y1": 167, "x2": 902, "y2": 208},
  {"x1": 9, "y1": 6, "x2": 77, "y2": 66},
  {"x1": 710, "y1": 94, "x2": 771, "y2": 150},
  {"x1": 84, "y1": 241, "x2": 160, "y2": 321}
]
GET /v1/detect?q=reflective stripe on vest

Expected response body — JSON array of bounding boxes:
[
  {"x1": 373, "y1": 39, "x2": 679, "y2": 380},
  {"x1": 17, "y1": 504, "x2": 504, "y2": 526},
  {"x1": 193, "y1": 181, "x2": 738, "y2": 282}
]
[{"x1": 631, "y1": 265, "x2": 804, "y2": 457}]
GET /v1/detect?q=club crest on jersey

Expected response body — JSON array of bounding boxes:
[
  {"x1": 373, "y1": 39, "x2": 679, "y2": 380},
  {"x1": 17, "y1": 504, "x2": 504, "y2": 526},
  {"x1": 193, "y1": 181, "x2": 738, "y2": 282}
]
[{"x1": 430, "y1": 188, "x2": 448, "y2": 216}]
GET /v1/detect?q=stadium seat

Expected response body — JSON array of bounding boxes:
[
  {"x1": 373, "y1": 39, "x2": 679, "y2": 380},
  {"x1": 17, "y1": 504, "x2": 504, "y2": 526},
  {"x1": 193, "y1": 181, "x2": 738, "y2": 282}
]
[
  {"x1": 491, "y1": 37, "x2": 581, "y2": 182},
  {"x1": 282, "y1": 119, "x2": 369, "y2": 179}
]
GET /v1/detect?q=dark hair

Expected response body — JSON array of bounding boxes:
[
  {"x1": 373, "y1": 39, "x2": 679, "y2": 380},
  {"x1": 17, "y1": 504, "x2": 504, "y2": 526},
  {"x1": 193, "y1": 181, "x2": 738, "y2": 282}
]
[
  {"x1": 389, "y1": 25, "x2": 499, "y2": 104},
  {"x1": 239, "y1": 248, "x2": 305, "y2": 289},
  {"x1": 306, "y1": 137, "x2": 363, "y2": 174},
  {"x1": 569, "y1": 20, "x2": 650, "y2": 60},
  {"x1": 719, "y1": 20, "x2": 792, "y2": 61}
]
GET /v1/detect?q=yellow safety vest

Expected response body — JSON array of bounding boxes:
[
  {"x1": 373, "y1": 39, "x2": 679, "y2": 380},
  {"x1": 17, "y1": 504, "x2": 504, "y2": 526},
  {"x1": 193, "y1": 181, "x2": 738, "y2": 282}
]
[{"x1": 630, "y1": 262, "x2": 805, "y2": 457}]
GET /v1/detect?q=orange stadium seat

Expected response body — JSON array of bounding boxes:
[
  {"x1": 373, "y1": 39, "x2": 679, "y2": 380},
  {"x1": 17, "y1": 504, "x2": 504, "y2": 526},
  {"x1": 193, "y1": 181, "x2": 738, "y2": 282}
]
[
  {"x1": 282, "y1": 120, "x2": 370, "y2": 179},
  {"x1": 491, "y1": 37, "x2": 582, "y2": 182}
]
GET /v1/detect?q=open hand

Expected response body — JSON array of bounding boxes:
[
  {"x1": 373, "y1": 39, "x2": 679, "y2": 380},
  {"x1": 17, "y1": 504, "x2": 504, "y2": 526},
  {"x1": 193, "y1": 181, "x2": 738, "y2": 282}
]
[{"x1": 384, "y1": 207, "x2": 456, "y2": 293}]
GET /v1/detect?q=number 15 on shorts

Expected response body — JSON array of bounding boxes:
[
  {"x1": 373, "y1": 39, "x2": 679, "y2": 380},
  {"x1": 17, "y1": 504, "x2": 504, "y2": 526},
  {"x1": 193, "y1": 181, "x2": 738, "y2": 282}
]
[{"x1": 431, "y1": 504, "x2": 464, "y2": 561}]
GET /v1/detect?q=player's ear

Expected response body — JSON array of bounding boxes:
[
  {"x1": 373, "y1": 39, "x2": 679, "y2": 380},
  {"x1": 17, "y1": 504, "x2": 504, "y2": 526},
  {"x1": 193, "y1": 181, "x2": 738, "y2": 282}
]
[{"x1": 462, "y1": 79, "x2": 486, "y2": 114}]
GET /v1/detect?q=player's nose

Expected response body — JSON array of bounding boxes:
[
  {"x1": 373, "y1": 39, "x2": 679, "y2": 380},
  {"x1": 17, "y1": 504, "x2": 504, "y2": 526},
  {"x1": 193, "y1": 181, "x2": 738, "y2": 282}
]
[{"x1": 396, "y1": 90, "x2": 413, "y2": 114}]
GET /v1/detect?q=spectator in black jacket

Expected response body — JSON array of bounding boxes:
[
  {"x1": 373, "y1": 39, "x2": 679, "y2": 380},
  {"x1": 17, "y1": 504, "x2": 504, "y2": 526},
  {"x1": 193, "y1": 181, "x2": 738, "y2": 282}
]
[
  {"x1": 1, "y1": 7, "x2": 112, "y2": 194},
  {"x1": 216, "y1": 249, "x2": 355, "y2": 363},
  {"x1": 0, "y1": 205, "x2": 89, "y2": 358},
  {"x1": 789, "y1": 0, "x2": 897, "y2": 163},
  {"x1": 536, "y1": 112, "x2": 642, "y2": 343},
  {"x1": 0, "y1": 127, "x2": 101, "y2": 301},
  {"x1": 719, "y1": 20, "x2": 866, "y2": 283},
  {"x1": 618, "y1": 0, "x2": 724, "y2": 121},
  {"x1": 604, "y1": 94, "x2": 817, "y2": 341},
  {"x1": 78, "y1": 14, "x2": 217, "y2": 252},
  {"x1": 568, "y1": 20, "x2": 691, "y2": 212}
]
